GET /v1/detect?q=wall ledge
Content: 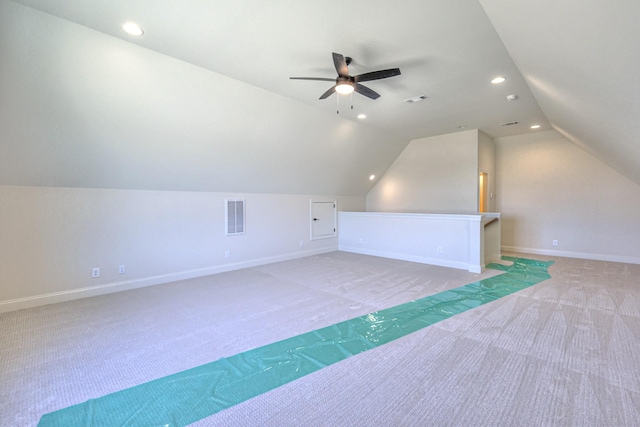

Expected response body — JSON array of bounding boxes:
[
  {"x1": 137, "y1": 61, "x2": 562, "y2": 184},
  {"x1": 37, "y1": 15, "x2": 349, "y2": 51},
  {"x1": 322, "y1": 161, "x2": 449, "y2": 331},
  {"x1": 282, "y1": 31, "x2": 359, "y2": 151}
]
[{"x1": 341, "y1": 211, "x2": 483, "y2": 221}]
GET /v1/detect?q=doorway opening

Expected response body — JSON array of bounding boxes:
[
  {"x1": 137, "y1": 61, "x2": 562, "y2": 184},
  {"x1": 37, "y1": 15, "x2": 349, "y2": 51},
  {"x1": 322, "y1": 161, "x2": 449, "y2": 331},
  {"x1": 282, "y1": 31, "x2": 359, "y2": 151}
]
[{"x1": 479, "y1": 172, "x2": 488, "y2": 212}]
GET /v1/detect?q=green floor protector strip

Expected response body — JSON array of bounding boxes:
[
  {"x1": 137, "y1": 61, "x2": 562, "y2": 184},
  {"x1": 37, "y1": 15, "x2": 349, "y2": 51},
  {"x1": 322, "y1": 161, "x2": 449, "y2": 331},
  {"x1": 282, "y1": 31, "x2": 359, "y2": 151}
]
[{"x1": 38, "y1": 256, "x2": 553, "y2": 426}]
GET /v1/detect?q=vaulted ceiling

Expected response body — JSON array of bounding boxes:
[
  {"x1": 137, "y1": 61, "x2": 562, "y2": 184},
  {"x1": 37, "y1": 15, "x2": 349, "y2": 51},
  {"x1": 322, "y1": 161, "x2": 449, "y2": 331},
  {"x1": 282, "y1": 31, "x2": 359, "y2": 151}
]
[
  {"x1": 1, "y1": 0, "x2": 638, "y2": 194},
  {"x1": 480, "y1": 0, "x2": 640, "y2": 186}
]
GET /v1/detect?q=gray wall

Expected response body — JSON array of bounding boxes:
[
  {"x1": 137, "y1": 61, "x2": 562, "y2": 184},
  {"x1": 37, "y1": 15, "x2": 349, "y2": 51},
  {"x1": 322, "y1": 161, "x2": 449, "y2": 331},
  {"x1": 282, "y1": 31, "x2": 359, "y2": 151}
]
[
  {"x1": 365, "y1": 127, "x2": 640, "y2": 264},
  {"x1": 366, "y1": 130, "x2": 480, "y2": 213},
  {"x1": 0, "y1": 1, "x2": 398, "y2": 311},
  {"x1": 0, "y1": 1, "x2": 408, "y2": 195},
  {"x1": 496, "y1": 130, "x2": 640, "y2": 263},
  {"x1": 0, "y1": 186, "x2": 365, "y2": 311}
]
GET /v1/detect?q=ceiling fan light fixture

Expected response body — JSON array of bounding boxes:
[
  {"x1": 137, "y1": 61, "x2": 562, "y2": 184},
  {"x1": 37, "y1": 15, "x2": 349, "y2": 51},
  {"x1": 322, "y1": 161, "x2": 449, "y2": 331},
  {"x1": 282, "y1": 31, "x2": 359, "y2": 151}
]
[
  {"x1": 335, "y1": 83, "x2": 354, "y2": 95},
  {"x1": 290, "y1": 53, "x2": 399, "y2": 100}
]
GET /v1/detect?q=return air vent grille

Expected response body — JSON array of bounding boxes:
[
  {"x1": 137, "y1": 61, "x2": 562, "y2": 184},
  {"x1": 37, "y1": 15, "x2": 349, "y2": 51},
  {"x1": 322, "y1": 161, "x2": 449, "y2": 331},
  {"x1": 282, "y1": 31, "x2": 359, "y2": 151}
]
[
  {"x1": 404, "y1": 95, "x2": 428, "y2": 103},
  {"x1": 225, "y1": 199, "x2": 245, "y2": 235},
  {"x1": 500, "y1": 121, "x2": 520, "y2": 126}
]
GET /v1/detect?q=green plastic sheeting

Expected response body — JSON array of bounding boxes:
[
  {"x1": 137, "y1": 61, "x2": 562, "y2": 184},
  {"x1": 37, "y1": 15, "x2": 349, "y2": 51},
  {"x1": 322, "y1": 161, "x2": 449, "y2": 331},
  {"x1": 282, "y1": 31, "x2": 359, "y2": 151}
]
[{"x1": 38, "y1": 257, "x2": 553, "y2": 426}]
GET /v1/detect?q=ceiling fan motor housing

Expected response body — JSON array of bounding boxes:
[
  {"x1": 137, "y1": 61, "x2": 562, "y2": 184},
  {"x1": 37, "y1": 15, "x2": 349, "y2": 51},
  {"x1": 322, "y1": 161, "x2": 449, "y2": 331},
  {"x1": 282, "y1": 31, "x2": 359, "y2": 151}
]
[{"x1": 290, "y1": 52, "x2": 400, "y2": 100}]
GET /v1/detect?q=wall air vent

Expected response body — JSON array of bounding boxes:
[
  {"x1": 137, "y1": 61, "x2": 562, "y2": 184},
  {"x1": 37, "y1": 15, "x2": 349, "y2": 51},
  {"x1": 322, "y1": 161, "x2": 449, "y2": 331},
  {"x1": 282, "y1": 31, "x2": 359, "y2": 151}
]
[
  {"x1": 404, "y1": 95, "x2": 428, "y2": 103},
  {"x1": 500, "y1": 121, "x2": 520, "y2": 126},
  {"x1": 225, "y1": 199, "x2": 245, "y2": 235}
]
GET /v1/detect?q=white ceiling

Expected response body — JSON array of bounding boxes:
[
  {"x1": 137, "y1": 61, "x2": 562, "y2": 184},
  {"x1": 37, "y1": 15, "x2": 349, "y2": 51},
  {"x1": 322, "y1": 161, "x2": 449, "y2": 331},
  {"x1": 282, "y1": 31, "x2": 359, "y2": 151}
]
[
  {"x1": 480, "y1": 0, "x2": 640, "y2": 185},
  {"x1": 3, "y1": 0, "x2": 639, "y2": 190},
  {"x1": 9, "y1": 0, "x2": 549, "y2": 140}
]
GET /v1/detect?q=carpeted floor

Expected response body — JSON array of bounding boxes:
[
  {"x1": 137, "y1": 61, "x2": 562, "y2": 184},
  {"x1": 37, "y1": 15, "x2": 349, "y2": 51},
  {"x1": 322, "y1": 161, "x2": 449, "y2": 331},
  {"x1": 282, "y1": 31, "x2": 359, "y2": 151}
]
[{"x1": 1, "y1": 251, "x2": 639, "y2": 426}]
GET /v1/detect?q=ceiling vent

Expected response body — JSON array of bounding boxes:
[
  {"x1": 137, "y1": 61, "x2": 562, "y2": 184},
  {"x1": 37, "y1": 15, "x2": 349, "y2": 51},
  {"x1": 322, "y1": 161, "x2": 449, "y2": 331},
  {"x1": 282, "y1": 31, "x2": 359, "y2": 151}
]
[
  {"x1": 405, "y1": 95, "x2": 428, "y2": 103},
  {"x1": 500, "y1": 121, "x2": 520, "y2": 126}
]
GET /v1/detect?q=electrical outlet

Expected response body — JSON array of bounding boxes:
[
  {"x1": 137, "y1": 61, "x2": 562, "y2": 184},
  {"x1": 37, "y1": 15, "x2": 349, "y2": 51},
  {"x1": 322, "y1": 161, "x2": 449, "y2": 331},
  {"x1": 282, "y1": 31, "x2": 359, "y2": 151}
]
[
  {"x1": 299, "y1": 240, "x2": 304, "y2": 248},
  {"x1": 118, "y1": 265, "x2": 126, "y2": 274},
  {"x1": 92, "y1": 267, "x2": 100, "y2": 278},
  {"x1": 552, "y1": 240, "x2": 558, "y2": 246},
  {"x1": 358, "y1": 238, "x2": 363, "y2": 244},
  {"x1": 437, "y1": 246, "x2": 443, "y2": 253},
  {"x1": 225, "y1": 250, "x2": 230, "y2": 258}
]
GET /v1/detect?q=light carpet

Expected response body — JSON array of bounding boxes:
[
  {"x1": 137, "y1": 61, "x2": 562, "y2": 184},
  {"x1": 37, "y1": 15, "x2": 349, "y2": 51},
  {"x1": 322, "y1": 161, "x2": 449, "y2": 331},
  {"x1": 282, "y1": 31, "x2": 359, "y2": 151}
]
[{"x1": 1, "y1": 252, "x2": 639, "y2": 426}]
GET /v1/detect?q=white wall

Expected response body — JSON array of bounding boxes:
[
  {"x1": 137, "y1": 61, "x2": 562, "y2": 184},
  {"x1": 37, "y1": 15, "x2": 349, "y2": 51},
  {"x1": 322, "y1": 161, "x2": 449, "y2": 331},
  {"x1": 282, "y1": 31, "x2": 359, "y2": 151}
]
[
  {"x1": 366, "y1": 130, "x2": 480, "y2": 213},
  {"x1": 0, "y1": 1, "x2": 395, "y2": 313},
  {"x1": 496, "y1": 130, "x2": 640, "y2": 264},
  {"x1": 338, "y1": 212, "x2": 492, "y2": 273},
  {"x1": 0, "y1": 185, "x2": 365, "y2": 312},
  {"x1": 0, "y1": 1, "x2": 408, "y2": 196}
]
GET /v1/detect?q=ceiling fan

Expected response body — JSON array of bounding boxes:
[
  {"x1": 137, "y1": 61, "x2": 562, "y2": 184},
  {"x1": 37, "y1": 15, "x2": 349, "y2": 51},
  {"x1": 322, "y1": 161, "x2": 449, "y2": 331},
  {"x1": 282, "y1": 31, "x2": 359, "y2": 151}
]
[{"x1": 290, "y1": 52, "x2": 401, "y2": 100}]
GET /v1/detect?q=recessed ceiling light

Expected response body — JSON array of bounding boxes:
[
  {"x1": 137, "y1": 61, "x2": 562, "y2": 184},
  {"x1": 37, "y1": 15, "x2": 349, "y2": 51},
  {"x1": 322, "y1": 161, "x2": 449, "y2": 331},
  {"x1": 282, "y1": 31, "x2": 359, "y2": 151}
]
[
  {"x1": 506, "y1": 94, "x2": 518, "y2": 101},
  {"x1": 357, "y1": 114, "x2": 367, "y2": 119},
  {"x1": 457, "y1": 125, "x2": 467, "y2": 129},
  {"x1": 122, "y1": 22, "x2": 144, "y2": 36},
  {"x1": 530, "y1": 124, "x2": 541, "y2": 129},
  {"x1": 491, "y1": 76, "x2": 506, "y2": 84},
  {"x1": 369, "y1": 175, "x2": 376, "y2": 181}
]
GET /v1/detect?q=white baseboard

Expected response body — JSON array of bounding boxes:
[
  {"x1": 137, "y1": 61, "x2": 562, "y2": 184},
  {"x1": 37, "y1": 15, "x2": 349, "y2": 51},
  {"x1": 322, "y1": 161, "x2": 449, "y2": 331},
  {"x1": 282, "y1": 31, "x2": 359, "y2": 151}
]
[
  {"x1": 0, "y1": 246, "x2": 337, "y2": 314},
  {"x1": 502, "y1": 246, "x2": 640, "y2": 265},
  {"x1": 339, "y1": 245, "x2": 480, "y2": 272}
]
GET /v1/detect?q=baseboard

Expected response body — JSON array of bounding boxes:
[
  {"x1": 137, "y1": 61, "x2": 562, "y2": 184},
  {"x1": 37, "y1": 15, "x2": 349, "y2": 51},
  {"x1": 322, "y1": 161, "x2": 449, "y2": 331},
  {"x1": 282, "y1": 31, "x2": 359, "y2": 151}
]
[
  {"x1": 0, "y1": 246, "x2": 337, "y2": 313},
  {"x1": 502, "y1": 246, "x2": 640, "y2": 265},
  {"x1": 339, "y1": 245, "x2": 478, "y2": 272},
  {"x1": 485, "y1": 254, "x2": 503, "y2": 264}
]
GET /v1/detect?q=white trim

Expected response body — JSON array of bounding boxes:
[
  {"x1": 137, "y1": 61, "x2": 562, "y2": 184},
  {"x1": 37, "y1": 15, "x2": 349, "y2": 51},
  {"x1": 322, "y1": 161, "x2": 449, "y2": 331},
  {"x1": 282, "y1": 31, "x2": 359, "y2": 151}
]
[
  {"x1": 502, "y1": 246, "x2": 640, "y2": 265},
  {"x1": 339, "y1": 211, "x2": 483, "y2": 222},
  {"x1": 469, "y1": 264, "x2": 484, "y2": 274},
  {"x1": 0, "y1": 246, "x2": 337, "y2": 313},
  {"x1": 339, "y1": 245, "x2": 479, "y2": 272}
]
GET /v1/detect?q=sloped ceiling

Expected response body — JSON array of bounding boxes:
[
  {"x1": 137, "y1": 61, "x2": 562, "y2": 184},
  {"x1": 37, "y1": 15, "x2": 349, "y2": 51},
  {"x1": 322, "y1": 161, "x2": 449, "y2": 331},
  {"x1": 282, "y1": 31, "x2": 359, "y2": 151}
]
[
  {"x1": 1, "y1": 0, "x2": 638, "y2": 195},
  {"x1": 479, "y1": 0, "x2": 640, "y2": 186},
  {"x1": 0, "y1": 0, "x2": 412, "y2": 195}
]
